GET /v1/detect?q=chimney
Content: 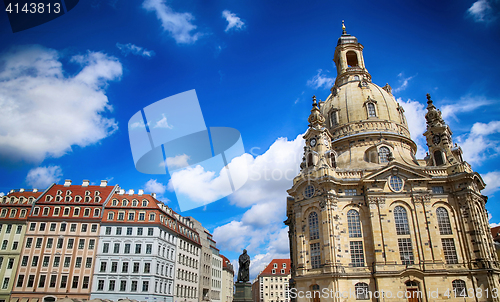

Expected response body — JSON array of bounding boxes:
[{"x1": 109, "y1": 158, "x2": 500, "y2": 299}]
[
  {"x1": 128, "y1": 189, "x2": 134, "y2": 195},
  {"x1": 138, "y1": 189, "x2": 144, "y2": 196},
  {"x1": 119, "y1": 189, "x2": 125, "y2": 195},
  {"x1": 33, "y1": 188, "x2": 38, "y2": 193},
  {"x1": 19, "y1": 188, "x2": 24, "y2": 192},
  {"x1": 64, "y1": 180, "x2": 72, "y2": 187},
  {"x1": 100, "y1": 180, "x2": 108, "y2": 187},
  {"x1": 82, "y1": 180, "x2": 90, "y2": 187},
  {"x1": 152, "y1": 193, "x2": 157, "y2": 199},
  {"x1": 9, "y1": 189, "x2": 14, "y2": 193}
]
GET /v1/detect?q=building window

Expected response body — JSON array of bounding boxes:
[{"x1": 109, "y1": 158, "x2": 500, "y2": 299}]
[
  {"x1": 105, "y1": 227, "x2": 111, "y2": 235},
  {"x1": 133, "y1": 262, "x2": 140, "y2": 273},
  {"x1": 139, "y1": 213, "x2": 145, "y2": 221},
  {"x1": 35, "y1": 238, "x2": 42, "y2": 248},
  {"x1": 60, "y1": 276, "x2": 67, "y2": 288},
  {"x1": 64, "y1": 257, "x2": 71, "y2": 267},
  {"x1": 442, "y1": 238, "x2": 458, "y2": 264},
  {"x1": 109, "y1": 280, "x2": 115, "y2": 291},
  {"x1": 135, "y1": 244, "x2": 142, "y2": 254},
  {"x1": 12, "y1": 241, "x2": 18, "y2": 250},
  {"x1": 310, "y1": 242, "x2": 321, "y2": 269},
  {"x1": 394, "y1": 206, "x2": 410, "y2": 235},
  {"x1": 149, "y1": 213, "x2": 155, "y2": 221},
  {"x1": 114, "y1": 243, "x2": 120, "y2": 253},
  {"x1": 116, "y1": 227, "x2": 122, "y2": 235},
  {"x1": 89, "y1": 239, "x2": 95, "y2": 249},
  {"x1": 63, "y1": 207, "x2": 70, "y2": 215},
  {"x1": 97, "y1": 280, "x2": 104, "y2": 291},
  {"x1": 53, "y1": 257, "x2": 60, "y2": 267},
  {"x1": 144, "y1": 263, "x2": 150, "y2": 273},
  {"x1": 43, "y1": 256, "x2": 50, "y2": 267},
  {"x1": 57, "y1": 238, "x2": 63, "y2": 248},
  {"x1": 330, "y1": 110, "x2": 338, "y2": 127},
  {"x1": 75, "y1": 257, "x2": 82, "y2": 268},
  {"x1": 122, "y1": 262, "x2": 128, "y2": 273},
  {"x1": 347, "y1": 210, "x2": 362, "y2": 238},
  {"x1": 128, "y1": 212, "x2": 135, "y2": 221},
  {"x1": 124, "y1": 244, "x2": 131, "y2": 254},
  {"x1": 432, "y1": 186, "x2": 444, "y2": 194},
  {"x1": 379, "y1": 146, "x2": 390, "y2": 163},
  {"x1": 131, "y1": 280, "x2": 138, "y2": 292},
  {"x1": 309, "y1": 212, "x2": 319, "y2": 240},
  {"x1": 127, "y1": 227, "x2": 133, "y2": 235},
  {"x1": 49, "y1": 223, "x2": 56, "y2": 231},
  {"x1": 27, "y1": 275, "x2": 35, "y2": 287},
  {"x1": 452, "y1": 280, "x2": 467, "y2": 297},
  {"x1": 107, "y1": 212, "x2": 114, "y2": 220},
  {"x1": 25, "y1": 238, "x2": 33, "y2": 248},
  {"x1": 82, "y1": 276, "x2": 89, "y2": 289},
  {"x1": 367, "y1": 103, "x2": 376, "y2": 117},
  {"x1": 70, "y1": 224, "x2": 76, "y2": 232},
  {"x1": 38, "y1": 275, "x2": 45, "y2": 288},
  {"x1": 148, "y1": 228, "x2": 154, "y2": 236},
  {"x1": 49, "y1": 275, "x2": 56, "y2": 287},
  {"x1": 355, "y1": 283, "x2": 369, "y2": 300},
  {"x1": 118, "y1": 212, "x2": 125, "y2": 220},
  {"x1": 21, "y1": 256, "x2": 28, "y2": 266},
  {"x1": 436, "y1": 207, "x2": 452, "y2": 235},
  {"x1": 39, "y1": 222, "x2": 46, "y2": 231},
  {"x1": 111, "y1": 262, "x2": 117, "y2": 272},
  {"x1": 103, "y1": 243, "x2": 109, "y2": 253},
  {"x1": 72, "y1": 276, "x2": 79, "y2": 288},
  {"x1": 146, "y1": 244, "x2": 152, "y2": 254},
  {"x1": 350, "y1": 241, "x2": 364, "y2": 267},
  {"x1": 398, "y1": 238, "x2": 414, "y2": 265},
  {"x1": 31, "y1": 256, "x2": 39, "y2": 266},
  {"x1": 138, "y1": 227, "x2": 143, "y2": 235},
  {"x1": 7, "y1": 258, "x2": 14, "y2": 269},
  {"x1": 389, "y1": 175, "x2": 403, "y2": 192},
  {"x1": 60, "y1": 223, "x2": 66, "y2": 232},
  {"x1": 16, "y1": 275, "x2": 24, "y2": 287},
  {"x1": 86, "y1": 257, "x2": 92, "y2": 268},
  {"x1": 120, "y1": 280, "x2": 126, "y2": 291},
  {"x1": 100, "y1": 262, "x2": 107, "y2": 272},
  {"x1": 142, "y1": 281, "x2": 149, "y2": 292},
  {"x1": 434, "y1": 150, "x2": 444, "y2": 166}
]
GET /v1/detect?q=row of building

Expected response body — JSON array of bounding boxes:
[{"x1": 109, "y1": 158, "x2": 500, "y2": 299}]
[{"x1": 0, "y1": 180, "x2": 234, "y2": 302}]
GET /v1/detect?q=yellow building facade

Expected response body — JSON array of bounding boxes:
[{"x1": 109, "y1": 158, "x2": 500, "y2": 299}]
[{"x1": 285, "y1": 25, "x2": 500, "y2": 302}]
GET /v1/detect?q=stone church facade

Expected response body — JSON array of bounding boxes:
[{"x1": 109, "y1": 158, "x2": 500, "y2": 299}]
[{"x1": 285, "y1": 25, "x2": 500, "y2": 302}]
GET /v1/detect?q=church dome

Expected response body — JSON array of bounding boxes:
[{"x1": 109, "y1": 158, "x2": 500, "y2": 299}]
[{"x1": 320, "y1": 80, "x2": 410, "y2": 141}]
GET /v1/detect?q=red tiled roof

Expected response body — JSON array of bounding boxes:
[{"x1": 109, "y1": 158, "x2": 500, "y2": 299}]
[
  {"x1": 37, "y1": 183, "x2": 116, "y2": 205},
  {"x1": 259, "y1": 259, "x2": 291, "y2": 277}
]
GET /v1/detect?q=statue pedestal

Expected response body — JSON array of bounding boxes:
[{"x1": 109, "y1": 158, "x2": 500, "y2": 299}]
[{"x1": 234, "y1": 282, "x2": 252, "y2": 302}]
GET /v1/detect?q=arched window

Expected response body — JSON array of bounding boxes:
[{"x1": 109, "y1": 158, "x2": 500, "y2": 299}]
[
  {"x1": 347, "y1": 210, "x2": 362, "y2": 238},
  {"x1": 330, "y1": 153, "x2": 337, "y2": 168},
  {"x1": 367, "y1": 103, "x2": 376, "y2": 117},
  {"x1": 330, "y1": 110, "x2": 338, "y2": 127},
  {"x1": 307, "y1": 153, "x2": 313, "y2": 167},
  {"x1": 394, "y1": 206, "x2": 410, "y2": 235},
  {"x1": 452, "y1": 280, "x2": 466, "y2": 297},
  {"x1": 94, "y1": 208, "x2": 100, "y2": 216},
  {"x1": 436, "y1": 207, "x2": 452, "y2": 235},
  {"x1": 355, "y1": 282, "x2": 369, "y2": 300},
  {"x1": 309, "y1": 212, "x2": 319, "y2": 240},
  {"x1": 434, "y1": 150, "x2": 444, "y2": 166},
  {"x1": 379, "y1": 147, "x2": 390, "y2": 163},
  {"x1": 107, "y1": 212, "x2": 114, "y2": 220},
  {"x1": 346, "y1": 51, "x2": 359, "y2": 67}
]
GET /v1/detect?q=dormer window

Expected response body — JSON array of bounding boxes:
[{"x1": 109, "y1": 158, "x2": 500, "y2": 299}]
[
  {"x1": 112, "y1": 200, "x2": 118, "y2": 206},
  {"x1": 56, "y1": 190, "x2": 62, "y2": 196},
  {"x1": 379, "y1": 146, "x2": 390, "y2": 163},
  {"x1": 45, "y1": 195, "x2": 51, "y2": 202},
  {"x1": 132, "y1": 200, "x2": 138, "y2": 207},
  {"x1": 367, "y1": 103, "x2": 376, "y2": 117},
  {"x1": 142, "y1": 200, "x2": 148, "y2": 207}
]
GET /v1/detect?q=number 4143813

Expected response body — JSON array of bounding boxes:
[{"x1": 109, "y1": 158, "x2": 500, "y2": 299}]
[{"x1": 5, "y1": 2, "x2": 61, "y2": 14}]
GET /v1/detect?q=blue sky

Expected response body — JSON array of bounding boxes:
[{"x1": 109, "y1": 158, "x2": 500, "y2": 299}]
[{"x1": 1, "y1": 0, "x2": 499, "y2": 279}]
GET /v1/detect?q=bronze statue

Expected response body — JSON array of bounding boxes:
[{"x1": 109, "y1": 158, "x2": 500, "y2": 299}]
[{"x1": 237, "y1": 249, "x2": 250, "y2": 283}]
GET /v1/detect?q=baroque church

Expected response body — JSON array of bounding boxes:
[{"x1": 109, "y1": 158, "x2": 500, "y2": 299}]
[{"x1": 285, "y1": 23, "x2": 500, "y2": 302}]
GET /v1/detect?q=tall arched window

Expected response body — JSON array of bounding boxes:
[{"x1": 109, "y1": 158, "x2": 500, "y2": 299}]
[
  {"x1": 309, "y1": 212, "x2": 319, "y2": 240},
  {"x1": 379, "y1": 147, "x2": 390, "y2": 163},
  {"x1": 355, "y1": 282, "x2": 369, "y2": 300},
  {"x1": 347, "y1": 210, "x2": 362, "y2": 238},
  {"x1": 367, "y1": 103, "x2": 376, "y2": 117},
  {"x1": 434, "y1": 150, "x2": 444, "y2": 166},
  {"x1": 436, "y1": 207, "x2": 452, "y2": 235},
  {"x1": 307, "y1": 153, "x2": 313, "y2": 167},
  {"x1": 346, "y1": 51, "x2": 359, "y2": 67},
  {"x1": 330, "y1": 153, "x2": 337, "y2": 168},
  {"x1": 452, "y1": 280, "x2": 467, "y2": 297},
  {"x1": 394, "y1": 206, "x2": 410, "y2": 235}
]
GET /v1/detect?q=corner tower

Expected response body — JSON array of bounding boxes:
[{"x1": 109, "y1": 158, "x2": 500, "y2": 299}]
[{"x1": 286, "y1": 23, "x2": 500, "y2": 302}]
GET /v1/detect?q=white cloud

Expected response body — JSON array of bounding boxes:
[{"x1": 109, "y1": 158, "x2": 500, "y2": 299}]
[
  {"x1": 162, "y1": 154, "x2": 190, "y2": 169},
  {"x1": 307, "y1": 69, "x2": 334, "y2": 90},
  {"x1": 467, "y1": 0, "x2": 499, "y2": 23},
  {"x1": 397, "y1": 98, "x2": 428, "y2": 158},
  {"x1": 0, "y1": 193, "x2": 4, "y2": 197},
  {"x1": 489, "y1": 212, "x2": 500, "y2": 227},
  {"x1": 26, "y1": 165, "x2": 63, "y2": 189},
  {"x1": 456, "y1": 120, "x2": 500, "y2": 165},
  {"x1": 154, "y1": 114, "x2": 174, "y2": 129},
  {"x1": 116, "y1": 43, "x2": 155, "y2": 57},
  {"x1": 0, "y1": 45, "x2": 121, "y2": 163},
  {"x1": 393, "y1": 73, "x2": 415, "y2": 93},
  {"x1": 441, "y1": 96, "x2": 490, "y2": 121},
  {"x1": 483, "y1": 171, "x2": 500, "y2": 196},
  {"x1": 222, "y1": 10, "x2": 245, "y2": 32},
  {"x1": 144, "y1": 179, "x2": 167, "y2": 195},
  {"x1": 212, "y1": 134, "x2": 304, "y2": 279},
  {"x1": 142, "y1": 0, "x2": 202, "y2": 44}
]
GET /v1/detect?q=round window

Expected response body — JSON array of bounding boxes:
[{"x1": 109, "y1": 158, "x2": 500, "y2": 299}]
[
  {"x1": 304, "y1": 185, "x2": 315, "y2": 199},
  {"x1": 389, "y1": 176, "x2": 403, "y2": 192}
]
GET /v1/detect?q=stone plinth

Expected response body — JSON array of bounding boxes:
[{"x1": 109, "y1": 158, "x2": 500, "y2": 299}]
[{"x1": 234, "y1": 282, "x2": 252, "y2": 302}]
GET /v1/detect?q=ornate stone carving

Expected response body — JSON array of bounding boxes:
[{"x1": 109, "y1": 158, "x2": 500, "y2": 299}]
[
  {"x1": 413, "y1": 194, "x2": 431, "y2": 203},
  {"x1": 368, "y1": 197, "x2": 386, "y2": 204}
]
